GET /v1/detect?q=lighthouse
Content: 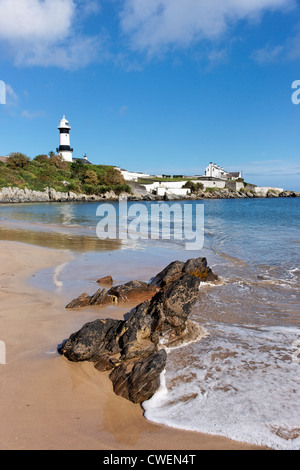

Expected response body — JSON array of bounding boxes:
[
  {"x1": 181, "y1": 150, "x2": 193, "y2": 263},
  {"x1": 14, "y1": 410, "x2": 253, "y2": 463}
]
[{"x1": 57, "y1": 115, "x2": 73, "y2": 162}]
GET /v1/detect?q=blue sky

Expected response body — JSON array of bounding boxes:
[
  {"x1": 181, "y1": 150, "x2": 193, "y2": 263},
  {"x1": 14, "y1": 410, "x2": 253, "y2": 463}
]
[{"x1": 0, "y1": 0, "x2": 300, "y2": 190}]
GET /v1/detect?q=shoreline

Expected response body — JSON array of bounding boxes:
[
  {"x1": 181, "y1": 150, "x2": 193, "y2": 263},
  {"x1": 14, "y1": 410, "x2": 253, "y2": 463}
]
[
  {"x1": 0, "y1": 239, "x2": 267, "y2": 450},
  {"x1": 0, "y1": 185, "x2": 299, "y2": 204}
]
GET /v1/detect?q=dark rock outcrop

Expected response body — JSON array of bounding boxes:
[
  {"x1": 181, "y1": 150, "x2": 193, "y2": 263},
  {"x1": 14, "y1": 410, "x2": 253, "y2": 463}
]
[
  {"x1": 60, "y1": 318, "x2": 124, "y2": 362},
  {"x1": 59, "y1": 257, "x2": 218, "y2": 403},
  {"x1": 109, "y1": 349, "x2": 167, "y2": 404},
  {"x1": 66, "y1": 288, "x2": 112, "y2": 308},
  {"x1": 150, "y1": 260, "x2": 185, "y2": 288},
  {"x1": 148, "y1": 273, "x2": 203, "y2": 339},
  {"x1": 65, "y1": 292, "x2": 92, "y2": 309},
  {"x1": 150, "y1": 256, "x2": 218, "y2": 288}
]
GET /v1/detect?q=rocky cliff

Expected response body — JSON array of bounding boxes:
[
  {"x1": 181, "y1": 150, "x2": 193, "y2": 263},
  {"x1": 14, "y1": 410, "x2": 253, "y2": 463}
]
[
  {"x1": 0, "y1": 186, "x2": 123, "y2": 203},
  {"x1": 0, "y1": 185, "x2": 298, "y2": 203}
]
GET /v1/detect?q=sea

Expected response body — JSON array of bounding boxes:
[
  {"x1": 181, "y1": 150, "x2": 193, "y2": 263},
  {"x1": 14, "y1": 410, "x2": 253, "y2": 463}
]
[{"x1": 0, "y1": 197, "x2": 299, "y2": 450}]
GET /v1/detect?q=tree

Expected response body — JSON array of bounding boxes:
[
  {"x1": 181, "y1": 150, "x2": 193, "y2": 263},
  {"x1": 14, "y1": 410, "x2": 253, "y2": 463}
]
[
  {"x1": 49, "y1": 153, "x2": 68, "y2": 170},
  {"x1": 7, "y1": 152, "x2": 30, "y2": 169},
  {"x1": 70, "y1": 160, "x2": 85, "y2": 179},
  {"x1": 84, "y1": 169, "x2": 98, "y2": 185},
  {"x1": 34, "y1": 154, "x2": 49, "y2": 164},
  {"x1": 101, "y1": 167, "x2": 125, "y2": 186}
]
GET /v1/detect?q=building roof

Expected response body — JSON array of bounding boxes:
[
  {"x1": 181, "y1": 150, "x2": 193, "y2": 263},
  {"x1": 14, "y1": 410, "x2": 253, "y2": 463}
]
[
  {"x1": 72, "y1": 157, "x2": 92, "y2": 165},
  {"x1": 0, "y1": 156, "x2": 8, "y2": 163},
  {"x1": 229, "y1": 172, "x2": 241, "y2": 177}
]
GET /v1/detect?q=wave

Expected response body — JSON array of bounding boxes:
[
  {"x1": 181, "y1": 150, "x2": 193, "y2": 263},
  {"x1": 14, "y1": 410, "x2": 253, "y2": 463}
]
[{"x1": 143, "y1": 323, "x2": 300, "y2": 450}]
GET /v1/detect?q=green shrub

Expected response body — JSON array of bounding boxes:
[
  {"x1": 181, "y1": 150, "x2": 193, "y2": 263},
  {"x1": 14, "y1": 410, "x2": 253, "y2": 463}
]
[
  {"x1": 84, "y1": 169, "x2": 99, "y2": 185},
  {"x1": 33, "y1": 154, "x2": 49, "y2": 164},
  {"x1": 81, "y1": 184, "x2": 98, "y2": 195},
  {"x1": 97, "y1": 185, "x2": 111, "y2": 195},
  {"x1": 205, "y1": 187, "x2": 219, "y2": 192},
  {"x1": 112, "y1": 184, "x2": 132, "y2": 195},
  {"x1": 49, "y1": 154, "x2": 68, "y2": 170},
  {"x1": 0, "y1": 154, "x2": 131, "y2": 195},
  {"x1": 7, "y1": 153, "x2": 30, "y2": 169},
  {"x1": 183, "y1": 181, "x2": 204, "y2": 193},
  {"x1": 100, "y1": 167, "x2": 125, "y2": 186},
  {"x1": 66, "y1": 181, "x2": 82, "y2": 193}
]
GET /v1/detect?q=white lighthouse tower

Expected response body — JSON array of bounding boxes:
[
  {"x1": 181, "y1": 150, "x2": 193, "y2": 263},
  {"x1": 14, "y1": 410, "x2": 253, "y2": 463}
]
[{"x1": 57, "y1": 115, "x2": 73, "y2": 162}]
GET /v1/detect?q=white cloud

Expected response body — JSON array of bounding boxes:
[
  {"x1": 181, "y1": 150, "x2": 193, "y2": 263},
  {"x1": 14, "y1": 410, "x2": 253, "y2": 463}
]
[
  {"x1": 253, "y1": 30, "x2": 300, "y2": 64},
  {"x1": 14, "y1": 35, "x2": 103, "y2": 69},
  {"x1": 119, "y1": 105, "x2": 129, "y2": 115},
  {"x1": 0, "y1": 0, "x2": 74, "y2": 42},
  {"x1": 77, "y1": 0, "x2": 102, "y2": 17},
  {"x1": 0, "y1": 1, "x2": 298, "y2": 69},
  {"x1": 21, "y1": 110, "x2": 45, "y2": 119},
  {"x1": 5, "y1": 84, "x2": 18, "y2": 107},
  {"x1": 0, "y1": 0, "x2": 104, "y2": 69},
  {"x1": 1, "y1": 83, "x2": 18, "y2": 116},
  {"x1": 288, "y1": 32, "x2": 300, "y2": 60},
  {"x1": 239, "y1": 159, "x2": 300, "y2": 177},
  {"x1": 253, "y1": 45, "x2": 284, "y2": 64},
  {"x1": 120, "y1": 0, "x2": 295, "y2": 55}
]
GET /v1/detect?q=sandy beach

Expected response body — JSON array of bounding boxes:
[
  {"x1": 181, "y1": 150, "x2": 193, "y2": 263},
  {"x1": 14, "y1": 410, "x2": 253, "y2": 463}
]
[{"x1": 0, "y1": 240, "x2": 266, "y2": 450}]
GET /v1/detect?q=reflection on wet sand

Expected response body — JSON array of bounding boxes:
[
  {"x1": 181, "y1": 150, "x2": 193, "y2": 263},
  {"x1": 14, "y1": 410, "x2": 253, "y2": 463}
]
[{"x1": 0, "y1": 226, "x2": 122, "y2": 252}]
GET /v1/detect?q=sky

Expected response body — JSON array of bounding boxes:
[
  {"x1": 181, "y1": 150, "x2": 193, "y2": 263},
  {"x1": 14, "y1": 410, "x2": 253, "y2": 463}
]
[{"x1": 0, "y1": 0, "x2": 300, "y2": 191}]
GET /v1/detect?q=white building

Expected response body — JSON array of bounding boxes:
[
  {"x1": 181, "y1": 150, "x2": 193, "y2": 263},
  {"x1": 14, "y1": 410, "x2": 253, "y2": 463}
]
[
  {"x1": 205, "y1": 162, "x2": 242, "y2": 180},
  {"x1": 57, "y1": 115, "x2": 74, "y2": 162},
  {"x1": 143, "y1": 181, "x2": 192, "y2": 197},
  {"x1": 115, "y1": 168, "x2": 151, "y2": 182}
]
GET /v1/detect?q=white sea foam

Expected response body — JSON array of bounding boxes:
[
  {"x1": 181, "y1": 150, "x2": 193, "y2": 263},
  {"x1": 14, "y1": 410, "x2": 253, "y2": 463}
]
[
  {"x1": 199, "y1": 281, "x2": 217, "y2": 289},
  {"x1": 53, "y1": 262, "x2": 69, "y2": 288},
  {"x1": 143, "y1": 324, "x2": 300, "y2": 450},
  {"x1": 198, "y1": 275, "x2": 226, "y2": 290}
]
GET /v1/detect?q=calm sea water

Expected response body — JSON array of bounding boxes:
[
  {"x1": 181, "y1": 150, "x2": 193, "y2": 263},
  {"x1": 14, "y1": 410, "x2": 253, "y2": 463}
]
[{"x1": 1, "y1": 198, "x2": 299, "y2": 449}]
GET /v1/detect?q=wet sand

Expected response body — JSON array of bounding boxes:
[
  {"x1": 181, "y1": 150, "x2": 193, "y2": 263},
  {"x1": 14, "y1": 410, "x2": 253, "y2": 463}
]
[{"x1": 0, "y1": 240, "x2": 266, "y2": 450}]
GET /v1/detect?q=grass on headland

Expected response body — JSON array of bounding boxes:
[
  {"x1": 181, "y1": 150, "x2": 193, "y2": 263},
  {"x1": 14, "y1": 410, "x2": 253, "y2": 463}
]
[{"x1": 0, "y1": 152, "x2": 132, "y2": 195}]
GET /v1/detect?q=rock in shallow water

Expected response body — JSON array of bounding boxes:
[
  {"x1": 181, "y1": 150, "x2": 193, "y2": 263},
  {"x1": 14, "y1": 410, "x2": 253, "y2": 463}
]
[
  {"x1": 97, "y1": 275, "x2": 113, "y2": 286},
  {"x1": 59, "y1": 257, "x2": 218, "y2": 403},
  {"x1": 107, "y1": 280, "x2": 157, "y2": 302},
  {"x1": 65, "y1": 289, "x2": 112, "y2": 309},
  {"x1": 66, "y1": 280, "x2": 158, "y2": 309}
]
